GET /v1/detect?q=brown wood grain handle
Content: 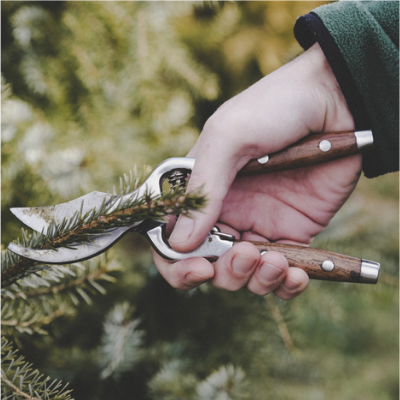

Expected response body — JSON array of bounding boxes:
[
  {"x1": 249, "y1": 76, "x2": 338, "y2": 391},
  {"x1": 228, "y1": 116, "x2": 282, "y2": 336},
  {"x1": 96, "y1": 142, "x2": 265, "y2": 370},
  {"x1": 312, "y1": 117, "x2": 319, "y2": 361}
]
[
  {"x1": 241, "y1": 241, "x2": 380, "y2": 283},
  {"x1": 239, "y1": 130, "x2": 373, "y2": 176}
]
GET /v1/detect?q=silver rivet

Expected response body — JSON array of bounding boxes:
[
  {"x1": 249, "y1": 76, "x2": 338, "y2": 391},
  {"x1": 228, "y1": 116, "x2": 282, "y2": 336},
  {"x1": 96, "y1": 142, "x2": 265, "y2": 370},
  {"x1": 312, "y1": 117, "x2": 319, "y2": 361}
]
[
  {"x1": 257, "y1": 155, "x2": 269, "y2": 164},
  {"x1": 319, "y1": 140, "x2": 331, "y2": 152},
  {"x1": 321, "y1": 260, "x2": 335, "y2": 271}
]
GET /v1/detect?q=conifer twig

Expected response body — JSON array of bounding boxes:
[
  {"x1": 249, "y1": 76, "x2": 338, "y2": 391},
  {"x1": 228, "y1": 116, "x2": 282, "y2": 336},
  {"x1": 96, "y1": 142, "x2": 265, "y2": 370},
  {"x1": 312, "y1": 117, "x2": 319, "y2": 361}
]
[
  {"x1": 3, "y1": 264, "x2": 113, "y2": 299},
  {"x1": 265, "y1": 295, "x2": 294, "y2": 351},
  {"x1": 2, "y1": 187, "x2": 205, "y2": 286},
  {"x1": 1, "y1": 372, "x2": 41, "y2": 400},
  {"x1": 1, "y1": 338, "x2": 73, "y2": 399},
  {"x1": 1, "y1": 308, "x2": 65, "y2": 329}
]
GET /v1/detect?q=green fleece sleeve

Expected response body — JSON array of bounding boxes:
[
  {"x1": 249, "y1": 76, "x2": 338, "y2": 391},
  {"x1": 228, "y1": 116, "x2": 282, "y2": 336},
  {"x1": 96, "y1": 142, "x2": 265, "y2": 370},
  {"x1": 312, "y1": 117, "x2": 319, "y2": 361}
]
[{"x1": 296, "y1": 1, "x2": 399, "y2": 178}]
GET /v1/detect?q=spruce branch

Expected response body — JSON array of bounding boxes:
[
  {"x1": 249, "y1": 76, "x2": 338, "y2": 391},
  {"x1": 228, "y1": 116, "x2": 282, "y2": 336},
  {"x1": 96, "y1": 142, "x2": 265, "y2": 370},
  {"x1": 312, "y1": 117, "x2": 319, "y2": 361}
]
[
  {"x1": 2, "y1": 179, "x2": 205, "y2": 287},
  {"x1": 3, "y1": 255, "x2": 120, "y2": 302},
  {"x1": 98, "y1": 302, "x2": 144, "y2": 379},
  {"x1": 1, "y1": 255, "x2": 121, "y2": 336},
  {"x1": 42, "y1": 188, "x2": 205, "y2": 250},
  {"x1": 148, "y1": 362, "x2": 248, "y2": 400},
  {"x1": 1, "y1": 307, "x2": 68, "y2": 336},
  {"x1": 1, "y1": 337, "x2": 73, "y2": 400},
  {"x1": 265, "y1": 296, "x2": 294, "y2": 352},
  {"x1": 196, "y1": 365, "x2": 248, "y2": 400},
  {"x1": 1, "y1": 243, "x2": 47, "y2": 288},
  {"x1": 1, "y1": 296, "x2": 73, "y2": 336},
  {"x1": 148, "y1": 360, "x2": 198, "y2": 400}
]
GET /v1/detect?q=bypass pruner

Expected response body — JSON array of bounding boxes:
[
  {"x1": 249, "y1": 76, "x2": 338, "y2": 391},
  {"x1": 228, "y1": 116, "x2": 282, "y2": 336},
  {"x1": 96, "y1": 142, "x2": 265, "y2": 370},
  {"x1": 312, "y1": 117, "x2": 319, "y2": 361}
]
[{"x1": 8, "y1": 130, "x2": 380, "y2": 284}]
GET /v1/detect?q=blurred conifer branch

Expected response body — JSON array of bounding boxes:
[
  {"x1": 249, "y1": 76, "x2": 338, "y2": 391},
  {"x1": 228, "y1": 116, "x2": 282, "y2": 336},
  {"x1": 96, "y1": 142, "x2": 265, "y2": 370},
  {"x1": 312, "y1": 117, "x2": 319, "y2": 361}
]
[
  {"x1": 1, "y1": 255, "x2": 121, "y2": 336},
  {"x1": 98, "y1": 302, "x2": 144, "y2": 380},
  {"x1": 196, "y1": 364, "x2": 248, "y2": 399},
  {"x1": 148, "y1": 361, "x2": 248, "y2": 399},
  {"x1": 265, "y1": 296, "x2": 294, "y2": 352}
]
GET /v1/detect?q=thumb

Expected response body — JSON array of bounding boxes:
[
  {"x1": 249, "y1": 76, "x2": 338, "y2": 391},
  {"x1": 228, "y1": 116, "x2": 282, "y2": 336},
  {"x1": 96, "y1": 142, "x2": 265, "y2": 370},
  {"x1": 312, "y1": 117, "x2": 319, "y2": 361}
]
[{"x1": 169, "y1": 147, "x2": 239, "y2": 252}]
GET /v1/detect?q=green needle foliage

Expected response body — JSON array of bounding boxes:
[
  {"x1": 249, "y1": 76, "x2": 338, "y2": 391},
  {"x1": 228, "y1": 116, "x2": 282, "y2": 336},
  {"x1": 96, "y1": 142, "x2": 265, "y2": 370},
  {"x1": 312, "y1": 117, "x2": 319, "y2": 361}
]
[
  {"x1": 1, "y1": 337, "x2": 73, "y2": 400},
  {"x1": 2, "y1": 183, "x2": 205, "y2": 287},
  {"x1": 98, "y1": 302, "x2": 144, "y2": 380},
  {"x1": 2, "y1": 254, "x2": 121, "y2": 335},
  {"x1": 2, "y1": 170, "x2": 206, "y2": 398},
  {"x1": 196, "y1": 365, "x2": 248, "y2": 400},
  {"x1": 38, "y1": 188, "x2": 205, "y2": 250},
  {"x1": 2, "y1": 2, "x2": 398, "y2": 400}
]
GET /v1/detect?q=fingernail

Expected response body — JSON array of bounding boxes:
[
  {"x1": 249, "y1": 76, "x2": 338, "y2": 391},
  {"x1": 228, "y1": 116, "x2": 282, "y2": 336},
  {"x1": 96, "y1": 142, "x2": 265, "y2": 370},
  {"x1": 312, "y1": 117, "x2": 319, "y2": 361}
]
[
  {"x1": 258, "y1": 263, "x2": 285, "y2": 284},
  {"x1": 169, "y1": 216, "x2": 195, "y2": 244},
  {"x1": 232, "y1": 255, "x2": 257, "y2": 276}
]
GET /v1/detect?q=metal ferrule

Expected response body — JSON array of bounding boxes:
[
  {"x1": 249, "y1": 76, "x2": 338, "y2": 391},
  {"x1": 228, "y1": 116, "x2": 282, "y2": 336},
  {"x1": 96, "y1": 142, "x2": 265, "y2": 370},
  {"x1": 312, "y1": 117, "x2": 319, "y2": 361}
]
[
  {"x1": 359, "y1": 259, "x2": 380, "y2": 283},
  {"x1": 355, "y1": 130, "x2": 374, "y2": 151}
]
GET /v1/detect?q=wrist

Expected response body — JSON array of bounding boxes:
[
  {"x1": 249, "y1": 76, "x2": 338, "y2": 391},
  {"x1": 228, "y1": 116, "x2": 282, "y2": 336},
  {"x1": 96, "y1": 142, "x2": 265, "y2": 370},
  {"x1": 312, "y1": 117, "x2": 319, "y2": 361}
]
[{"x1": 300, "y1": 43, "x2": 355, "y2": 133}]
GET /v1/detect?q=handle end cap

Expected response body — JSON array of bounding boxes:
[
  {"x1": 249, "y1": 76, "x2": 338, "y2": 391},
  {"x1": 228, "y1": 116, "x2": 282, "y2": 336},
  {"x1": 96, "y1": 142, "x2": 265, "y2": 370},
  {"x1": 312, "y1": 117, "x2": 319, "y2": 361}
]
[{"x1": 360, "y1": 259, "x2": 380, "y2": 283}]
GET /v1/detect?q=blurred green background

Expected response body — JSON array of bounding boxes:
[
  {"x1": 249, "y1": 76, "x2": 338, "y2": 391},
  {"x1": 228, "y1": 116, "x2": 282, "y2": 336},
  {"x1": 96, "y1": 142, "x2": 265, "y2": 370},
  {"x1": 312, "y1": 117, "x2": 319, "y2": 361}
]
[{"x1": 2, "y1": 1, "x2": 398, "y2": 399}]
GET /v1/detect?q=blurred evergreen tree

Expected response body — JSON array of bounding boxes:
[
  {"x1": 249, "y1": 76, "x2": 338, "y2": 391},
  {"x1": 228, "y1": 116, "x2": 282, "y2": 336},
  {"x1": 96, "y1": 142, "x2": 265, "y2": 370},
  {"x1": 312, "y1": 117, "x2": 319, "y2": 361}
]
[{"x1": 2, "y1": 1, "x2": 398, "y2": 399}]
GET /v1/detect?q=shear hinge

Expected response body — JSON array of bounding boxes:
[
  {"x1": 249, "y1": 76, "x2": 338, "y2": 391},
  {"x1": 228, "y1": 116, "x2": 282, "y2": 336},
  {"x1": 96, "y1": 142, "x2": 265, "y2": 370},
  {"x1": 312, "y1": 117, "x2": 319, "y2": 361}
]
[{"x1": 167, "y1": 169, "x2": 190, "y2": 190}]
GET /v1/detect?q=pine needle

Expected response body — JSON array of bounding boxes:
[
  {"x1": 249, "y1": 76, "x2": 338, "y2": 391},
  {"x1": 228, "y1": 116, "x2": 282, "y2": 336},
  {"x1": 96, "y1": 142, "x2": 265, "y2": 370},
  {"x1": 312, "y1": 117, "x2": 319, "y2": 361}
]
[{"x1": 2, "y1": 180, "x2": 205, "y2": 287}]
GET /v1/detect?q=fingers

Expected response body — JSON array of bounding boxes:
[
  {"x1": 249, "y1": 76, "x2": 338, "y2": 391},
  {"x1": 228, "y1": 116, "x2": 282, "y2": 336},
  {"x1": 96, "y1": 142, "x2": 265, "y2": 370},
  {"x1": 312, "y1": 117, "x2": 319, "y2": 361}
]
[
  {"x1": 153, "y1": 244, "x2": 309, "y2": 299},
  {"x1": 212, "y1": 245, "x2": 309, "y2": 299},
  {"x1": 152, "y1": 249, "x2": 215, "y2": 290},
  {"x1": 273, "y1": 266, "x2": 309, "y2": 300},
  {"x1": 245, "y1": 249, "x2": 308, "y2": 299},
  {"x1": 211, "y1": 242, "x2": 261, "y2": 291},
  {"x1": 246, "y1": 250, "x2": 289, "y2": 295}
]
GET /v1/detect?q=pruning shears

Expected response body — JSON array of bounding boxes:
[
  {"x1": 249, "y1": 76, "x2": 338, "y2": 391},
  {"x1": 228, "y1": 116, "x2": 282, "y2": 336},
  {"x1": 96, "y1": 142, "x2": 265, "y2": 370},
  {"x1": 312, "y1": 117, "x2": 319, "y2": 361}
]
[{"x1": 8, "y1": 130, "x2": 380, "y2": 284}]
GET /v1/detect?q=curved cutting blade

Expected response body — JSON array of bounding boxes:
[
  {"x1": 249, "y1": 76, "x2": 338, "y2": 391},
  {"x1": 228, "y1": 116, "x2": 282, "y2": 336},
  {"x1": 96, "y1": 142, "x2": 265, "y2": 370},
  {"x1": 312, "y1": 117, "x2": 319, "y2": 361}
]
[
  {"x1": 10, "y1": 157, "x2": 195, "y2": 234},
  {"x1": 11, "y1": 191, "x2": 114, "y2": 234},
  {"x1": 7, "y1": 226, "x2": 132, "y2": 264}
]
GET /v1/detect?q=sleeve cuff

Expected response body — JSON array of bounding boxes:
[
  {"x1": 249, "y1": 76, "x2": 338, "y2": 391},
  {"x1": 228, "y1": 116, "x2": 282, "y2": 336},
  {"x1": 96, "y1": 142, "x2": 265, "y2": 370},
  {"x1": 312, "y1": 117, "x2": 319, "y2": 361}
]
[{"x1": 294, "y1": 12, "x2": 371, "y2": 130}]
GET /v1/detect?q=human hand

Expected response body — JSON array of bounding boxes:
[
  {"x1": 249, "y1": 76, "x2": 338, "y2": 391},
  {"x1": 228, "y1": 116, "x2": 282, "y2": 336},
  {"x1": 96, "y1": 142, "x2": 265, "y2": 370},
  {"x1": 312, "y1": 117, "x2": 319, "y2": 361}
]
[{"x1": 152, "y1": 43, "x2": 362, "y2": 299}]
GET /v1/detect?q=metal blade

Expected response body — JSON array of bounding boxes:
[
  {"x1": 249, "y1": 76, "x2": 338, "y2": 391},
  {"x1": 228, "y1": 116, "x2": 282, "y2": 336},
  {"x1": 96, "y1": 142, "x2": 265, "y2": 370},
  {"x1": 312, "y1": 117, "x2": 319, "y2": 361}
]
[
  {"x1": 7, "y1": 221, "x2": 234, "y2": 264},
  {"x1": 11, "y1": 191, "x2": 114, "y2": 234},
  {"x1": 7, "y1": 226, "x2": 132, "y2": 264},
  {"x1": 10, "y1": 158, "x2": 196, "y2": 234}
]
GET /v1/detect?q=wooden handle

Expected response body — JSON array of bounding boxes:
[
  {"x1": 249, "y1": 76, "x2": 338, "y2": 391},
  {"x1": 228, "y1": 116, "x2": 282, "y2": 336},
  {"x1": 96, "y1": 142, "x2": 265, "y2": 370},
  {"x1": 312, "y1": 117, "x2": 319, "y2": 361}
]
[
  {"x1": 239, "y1": 131, "x2": 359, "y2": 176},
  {"x1": 241, "y1": 241, "x2": 379, "y2": 283}
]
